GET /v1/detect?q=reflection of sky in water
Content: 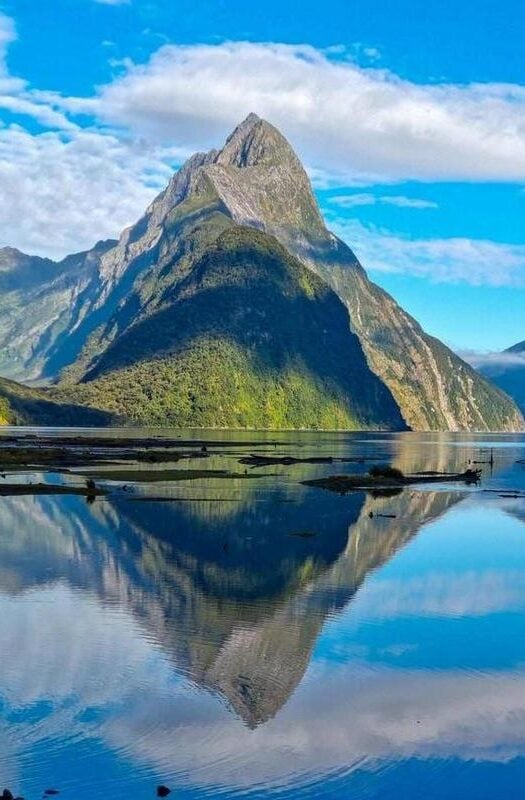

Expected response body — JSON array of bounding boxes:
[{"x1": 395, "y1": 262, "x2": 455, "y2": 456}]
[{"x1": 0, "y1": 431, "x2": 524, "y2": 798}]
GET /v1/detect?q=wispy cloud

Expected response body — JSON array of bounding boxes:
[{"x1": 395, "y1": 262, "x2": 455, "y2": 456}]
[
  {"x1": 459, "y1": 349, "x2": 525, "y2": 372},
  {"x1": 330, "y1": 218, "x2": 525, "y2": 287},
  {"x1": 0, "y1": 11, "x2": 23, "y2": 94},
  {"x1": 329, "y1": 193, "x2": 438, "y2": 209},
  {"x1": 0, "y1": 126, "x2": 181, "y2": 259},
  {"x1": 93, "y1": 40, "x2": 525, "y2": 184},
  {"x1": 92, "y1": 0, "x2": 130, "y2": 5},
  {"x1": 0, "y1": 11, "x2": 15, "y2": 59},
  {"x1": 0, "y1": 12, "x2": 181, "y2": 258}
]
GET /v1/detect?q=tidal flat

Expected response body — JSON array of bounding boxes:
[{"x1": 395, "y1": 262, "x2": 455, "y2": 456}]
[{"x1": 0, "y1": 427, "x2": 524, "y2": 800}]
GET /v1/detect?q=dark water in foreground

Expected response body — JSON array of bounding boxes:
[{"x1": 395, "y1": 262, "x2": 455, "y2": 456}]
[{"x1": 0, "y1": 429, "x2": 525, "y2": 799}]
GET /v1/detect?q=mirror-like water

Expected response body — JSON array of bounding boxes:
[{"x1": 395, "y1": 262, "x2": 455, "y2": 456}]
[{"x1": 0, "y1": 429, "x2": 524, "y2": 799}]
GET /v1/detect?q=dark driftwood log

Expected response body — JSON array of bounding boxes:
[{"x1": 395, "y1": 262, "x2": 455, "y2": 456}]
[
  {"x1": 238, "y1": 454, "x2": 377, "y2": 467},
  {"x1": 0, "y1": 483, "x2": 107, "y2": 498},
  {"x1": 302, "y1": 469, "x2": 482, "y2": 494}
]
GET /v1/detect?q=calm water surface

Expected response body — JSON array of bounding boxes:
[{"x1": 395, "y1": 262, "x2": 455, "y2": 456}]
[{"x1": 0, "y1": 429, "x2": 525, "y2": 799}]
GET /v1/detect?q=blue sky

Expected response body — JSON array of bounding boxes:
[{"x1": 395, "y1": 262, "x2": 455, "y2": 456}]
[{"x1": 0, "y1": 0, "x2": 524, "y2": 355}]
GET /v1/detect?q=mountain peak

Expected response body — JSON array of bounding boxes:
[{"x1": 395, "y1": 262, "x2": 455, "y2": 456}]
[
  {"x1": 507, "y1": 340, "x2": 525, "y2": 354},
  {"x1": 0, "y1": 246, "x2": 49, "y2": 272},
  {"x1": 217, "y1": 113, "x2": 301, "y2": 169},
  {"x1": 193, "y1": 114, "x2": 327, "y2": 236},
  {"x1": 0, "y1": 246, "x2": 24, "y2": 260}
]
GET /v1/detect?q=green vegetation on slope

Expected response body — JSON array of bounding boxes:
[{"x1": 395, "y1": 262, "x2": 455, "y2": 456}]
[
  {"x1": 0, "y1": 376, "x2": 113, "y2": 426},
  {"x1": 56, "y1": 227, "x2": 405, "y2": 430},
  {"x1": 58, "y1": 338, "x2": 363, "y2": 428}
]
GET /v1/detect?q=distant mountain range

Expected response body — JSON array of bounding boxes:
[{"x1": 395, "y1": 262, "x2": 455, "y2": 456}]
[
  {"x1": 478, "y1": 341, "x2": 525, "y2": 415},
  {"x1": 0, "y1": 114, "x2": 522, "y2": 431}
]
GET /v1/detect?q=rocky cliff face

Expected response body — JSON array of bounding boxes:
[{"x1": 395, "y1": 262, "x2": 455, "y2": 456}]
[
  {"x1": 0, "y1": 240, "x2": 116, "y2": 383},
  {"x1": 0, "y1": 114, "x2": 523, "y2": 431}
]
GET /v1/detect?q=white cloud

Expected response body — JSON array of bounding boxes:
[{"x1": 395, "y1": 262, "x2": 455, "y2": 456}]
[
  {"x1": 0, "y1": 12, "x2": 181, "y2": 258},
  {"x1": 460, "y1": 349, "x2": 525, "y2": 372},
  {"x1": 330, "y1": 217, "x2": 525, "y2": 287},
  {"x1": 0, "y1": 11, "x2": 23, "y2": 94},
  {"x1": 0, "y1": 11, "x2": 525, "y2": 274},
  {"x1": 94, "y1": 41, "x2": 525, "y2": 184},
  {"x1": 0, "y1": 13, "x2": 79, "y2": 130},
  {"x1": 0, "y1": 126, "x2": 176, "y2": 258},
  {"x1": 0, "y1": 11, "x2": 15, "y2": 63},
  {"x1": 329, "y1": 193, "x2": 438, "y2": 209}
]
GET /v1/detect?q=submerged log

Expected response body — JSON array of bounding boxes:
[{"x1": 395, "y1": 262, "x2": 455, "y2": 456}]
[
  {"x1": 238, "y1": 454, "x2": 378, "y2": 467},
  {"x1": 302, "y1": 468, "x2": 482, "y2": 494},
  {"x1": 0, "y1": 482, "x2": 107, "y2": 498},
  {"x1": 239, "y1": 454, "x2": 335, "y2": 466},
  {"x1": 0, "y1": 434, "x2": 280, "y2": 450}
]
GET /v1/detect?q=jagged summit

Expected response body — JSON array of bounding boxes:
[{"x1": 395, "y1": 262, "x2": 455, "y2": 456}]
[
  {"x1": 197, "y1": 114, "x2": 326, "y2": 235},
  {"x1": 217, "y1": 112, "x2": 300, "y2": 168},
  {"x1": 142, "y1": 113, "x2": 326, "y2": 237}
]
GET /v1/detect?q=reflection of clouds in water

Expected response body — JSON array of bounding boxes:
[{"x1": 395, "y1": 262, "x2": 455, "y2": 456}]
[
  {"x1": 103, "y1": 662, "x2": 525, "y2": 791},
  {"x1": 0, "y1": 583, "x2": 179, "y2": 786},
  {"x1": 0, "y1": 584, "x2": 176, "y2": 709},
  {"x1": 2, "y1": 584, "x2": 525, "y2": 792},
  {"x1": 349, "y1": 569, "x2": 525, "y2": 619}
]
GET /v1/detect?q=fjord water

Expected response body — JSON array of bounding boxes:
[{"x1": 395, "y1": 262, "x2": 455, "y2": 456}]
[{"x1": 1, "y1": 430, "x2": 525, "y2": 799}]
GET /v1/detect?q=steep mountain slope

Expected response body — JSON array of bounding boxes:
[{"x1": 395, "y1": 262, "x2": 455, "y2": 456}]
[
  {"x1": 478, "y1": 341, "x2": 525, "y2": 413},
  {"x1": 175, "y1": 114, "x2": 522, "y2": 432},
  {"x1": 1, "y1": 114, "x2": 523, "y2": 431},
  {"x1": 0, "y1": 376, "x2": 113, "y2": 426},
  {"x1": 0, "y1": 240, "x2": 117, "y2": 382},
  {"x1": 310, "y1": 251, "x2": 523, "y2": 432},
  {"x1": 58, "y1": 227, "x2": 403, "y2": 429}
]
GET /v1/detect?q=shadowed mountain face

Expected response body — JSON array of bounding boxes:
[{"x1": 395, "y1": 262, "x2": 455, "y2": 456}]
[
  {"x1": 479, "y1": 341, "x2": 525, "y2": 414},
  {"x1": 1, "y1": 114, "x2": 522, "y2": 431},
  {"x1": 0, "y1": 375, "x2": 114, "y2": 426},
  {"x1": 58, "y1": 227, "x2": 403, "y2": 429},
  {"x1": 0, "y1": 479, "x2": 462, "y2": 727}
]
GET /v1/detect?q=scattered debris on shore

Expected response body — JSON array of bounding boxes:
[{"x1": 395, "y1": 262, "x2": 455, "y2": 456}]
[{"x1": 0, "y1": 435, "x2": 491, "y2": 503}]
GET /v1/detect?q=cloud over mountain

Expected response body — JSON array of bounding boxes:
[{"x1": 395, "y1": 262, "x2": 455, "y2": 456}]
[
  {"x1": 94, "y1": 41, "x2": 525, "y2": 184},
  {"x1": 1, "y1": 7, "x2": 525, "y2": 297}
]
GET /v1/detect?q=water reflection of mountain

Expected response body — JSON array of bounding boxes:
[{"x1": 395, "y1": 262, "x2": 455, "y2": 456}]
[{"x1": 0, "y1": 481, "x2": 463, "y2": 727}]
